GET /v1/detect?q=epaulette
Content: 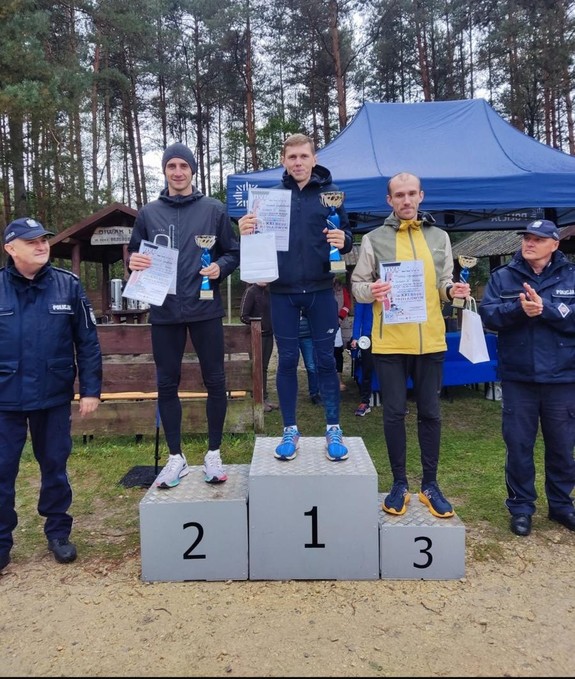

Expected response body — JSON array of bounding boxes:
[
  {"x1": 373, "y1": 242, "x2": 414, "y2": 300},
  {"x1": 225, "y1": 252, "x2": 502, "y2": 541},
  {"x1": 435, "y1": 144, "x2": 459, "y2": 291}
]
[{"x1": 51, "y1": 265, "x2": 80, "y2": 280}]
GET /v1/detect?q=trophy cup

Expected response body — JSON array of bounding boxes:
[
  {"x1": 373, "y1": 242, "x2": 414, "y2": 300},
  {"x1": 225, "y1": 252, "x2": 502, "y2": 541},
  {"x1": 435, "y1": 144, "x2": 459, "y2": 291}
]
[
  {"x1": 195, "y1": 235, "x2": 217, "y2": 300},
  {"x1": 452, "y1": 255, "x2": 477, "y2": 309},
  {"x1": 320, "y1": 191, "x2": 346, "y2": 272}
]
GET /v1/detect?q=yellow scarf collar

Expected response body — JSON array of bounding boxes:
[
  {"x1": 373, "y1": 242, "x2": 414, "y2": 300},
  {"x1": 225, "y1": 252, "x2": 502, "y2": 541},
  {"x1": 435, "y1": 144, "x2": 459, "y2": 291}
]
[{"x1": 399, "y1": 219, "x2": 421, "y2": 231}]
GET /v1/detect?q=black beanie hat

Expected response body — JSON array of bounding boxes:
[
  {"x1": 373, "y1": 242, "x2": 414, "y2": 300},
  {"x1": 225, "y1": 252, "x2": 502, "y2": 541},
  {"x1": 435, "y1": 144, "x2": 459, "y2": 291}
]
[{"x1": 161, "y1": 142, "x2": 198, "y2": 174}]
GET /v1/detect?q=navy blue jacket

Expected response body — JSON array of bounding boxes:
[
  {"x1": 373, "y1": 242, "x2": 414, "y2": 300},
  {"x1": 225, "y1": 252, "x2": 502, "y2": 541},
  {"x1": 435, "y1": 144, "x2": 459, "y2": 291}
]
[
  {"x1": 0, "y1": 262, "x2": 102, "y2": 410},
  {"x1": 128, "y1": 187, "x2": 240, "y2": 323},
  {"x1": 270, "y1": 165, "x2": 353, "y2": 294},
  {"x1": 479, "y1": 250, "x2": 575, "y2": 383}
]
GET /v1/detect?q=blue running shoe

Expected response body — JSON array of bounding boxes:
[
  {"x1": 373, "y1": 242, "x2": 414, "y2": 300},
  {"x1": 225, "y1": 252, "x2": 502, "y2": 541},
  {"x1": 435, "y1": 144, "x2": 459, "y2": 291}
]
[
  {"x1": 418, "y1": 482, "x2": 454, "y2": 518},
  {"x1": 382, "y1": 481, "x2": 410, "y2": 515},
  {"x1": 325, "y1": 426, "x2": 348, "y2": 461},
  {"x1": 275, "y1": 427, "x2": 300, "y2": 460}
]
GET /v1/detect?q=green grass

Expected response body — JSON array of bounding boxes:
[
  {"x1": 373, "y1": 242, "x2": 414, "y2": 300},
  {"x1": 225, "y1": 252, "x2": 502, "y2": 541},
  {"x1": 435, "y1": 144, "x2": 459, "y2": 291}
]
[{"x1": 13, "y1": 373, "x2": 548, "y2": 565}]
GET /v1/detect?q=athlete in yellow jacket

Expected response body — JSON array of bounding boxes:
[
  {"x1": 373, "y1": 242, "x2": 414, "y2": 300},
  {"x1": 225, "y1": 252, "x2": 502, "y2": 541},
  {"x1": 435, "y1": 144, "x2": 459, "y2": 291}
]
[{"x1": 351, "y1": 172, "x2": 469, "y2": 518}]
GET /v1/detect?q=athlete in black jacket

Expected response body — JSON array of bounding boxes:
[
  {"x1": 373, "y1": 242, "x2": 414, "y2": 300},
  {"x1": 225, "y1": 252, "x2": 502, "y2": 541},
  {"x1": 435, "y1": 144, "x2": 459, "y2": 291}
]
[{"x1": 128, "y1": 143, "x2": 240, "y2": 488}]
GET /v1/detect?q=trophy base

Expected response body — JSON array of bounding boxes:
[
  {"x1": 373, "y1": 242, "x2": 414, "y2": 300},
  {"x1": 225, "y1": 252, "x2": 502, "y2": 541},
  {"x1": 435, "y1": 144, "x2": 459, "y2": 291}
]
[
  {"x1": 452, "y1": 297, "x2": 465, "y2": 309},
  {"x1": 330, "y1": 260, "x2": 346, "y2": 273},
  {"x1": 199, "y1": 290, "x2": 214, "y2": 301}
]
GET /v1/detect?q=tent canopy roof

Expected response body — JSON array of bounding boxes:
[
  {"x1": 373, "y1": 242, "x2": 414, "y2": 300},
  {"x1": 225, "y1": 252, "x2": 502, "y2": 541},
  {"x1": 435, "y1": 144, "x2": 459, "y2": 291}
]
[{"x1": 226, "y1": 99, "x2": 575, "y2": 229}]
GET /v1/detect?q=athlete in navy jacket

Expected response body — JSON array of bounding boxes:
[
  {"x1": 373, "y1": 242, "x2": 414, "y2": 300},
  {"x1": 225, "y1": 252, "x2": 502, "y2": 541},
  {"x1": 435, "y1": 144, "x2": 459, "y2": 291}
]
[{"x1": 238, "y1": 133, "x2": 353, "y2": 462}]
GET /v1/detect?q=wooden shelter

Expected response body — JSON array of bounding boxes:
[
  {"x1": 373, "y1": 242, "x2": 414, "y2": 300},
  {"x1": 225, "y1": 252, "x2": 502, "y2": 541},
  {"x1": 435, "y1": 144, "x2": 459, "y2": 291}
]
[
  {"x1": 451, "y1": 224, "x2": 575, "y2": 271},
  {"x1": 49, "y1": 202, "x2": 138, "y2": 320}
]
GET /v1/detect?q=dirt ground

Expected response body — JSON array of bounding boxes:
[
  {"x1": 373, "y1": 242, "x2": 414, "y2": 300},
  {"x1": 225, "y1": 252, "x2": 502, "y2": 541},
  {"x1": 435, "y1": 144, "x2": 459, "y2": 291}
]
[{"x1": 1, "y1": 525, "x2": 574, "y2": 677}]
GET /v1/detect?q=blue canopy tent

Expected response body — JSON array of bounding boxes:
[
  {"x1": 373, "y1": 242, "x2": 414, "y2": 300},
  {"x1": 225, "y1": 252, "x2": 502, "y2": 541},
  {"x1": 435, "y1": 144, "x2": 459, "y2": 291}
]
[{"x1": 226, "y1": 99, "x2": 575, "y2": 231}]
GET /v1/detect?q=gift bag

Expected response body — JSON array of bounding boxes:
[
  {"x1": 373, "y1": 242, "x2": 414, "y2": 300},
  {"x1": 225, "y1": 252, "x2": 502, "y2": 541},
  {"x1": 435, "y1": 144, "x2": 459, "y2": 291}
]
[
  {"x1": 459, "y1": 297, "x2": 490, "y2": 364},
  {"x1": 240, "y1": 232, "x2": 279, "y2": 284}
]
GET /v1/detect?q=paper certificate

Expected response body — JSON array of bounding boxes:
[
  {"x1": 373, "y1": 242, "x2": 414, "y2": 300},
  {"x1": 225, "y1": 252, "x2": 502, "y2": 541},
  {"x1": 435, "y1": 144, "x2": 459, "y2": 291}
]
[
  {"x1": 122, "y1": 240, "x2": 179, "y2": 307},
  {"x1": 379, "y1": 260, "x2": 427, "y2": 324},
  {"x1": 247, "y1": 187, "x2": 291, "y2": 251}
]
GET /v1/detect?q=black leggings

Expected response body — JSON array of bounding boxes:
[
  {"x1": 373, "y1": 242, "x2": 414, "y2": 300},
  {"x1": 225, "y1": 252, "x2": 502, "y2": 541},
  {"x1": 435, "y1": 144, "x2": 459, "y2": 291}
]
[
  {"x1": 152, "y1": 319, "x2": 227, "y2": 453},
  {"x1": 334, "y1": 345, "x2": 344, "y2": 373},
  {"x1": 373, "y1": 352, "x2": 444, "y2": 485}
]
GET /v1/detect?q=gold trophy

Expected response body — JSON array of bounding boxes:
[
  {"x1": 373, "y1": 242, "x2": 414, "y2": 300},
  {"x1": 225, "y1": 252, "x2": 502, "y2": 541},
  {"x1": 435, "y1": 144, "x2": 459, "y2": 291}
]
[
  {"x1": 320, "y1": 191, "x2": 346, "y2": 272},
  {"x1": 195, "y1": 235, "x2": 217, "y2": 300},
  {"x1": 452, "y1": 255, "x2": 477, "y2": 309}
]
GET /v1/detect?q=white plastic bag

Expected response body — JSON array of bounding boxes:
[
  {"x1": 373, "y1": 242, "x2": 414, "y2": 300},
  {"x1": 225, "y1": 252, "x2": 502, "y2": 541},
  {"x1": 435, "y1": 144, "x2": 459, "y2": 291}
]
[
  {"x1": 459, "y1": 297, "x2": 490, "y2": 364},
  {"x1": 240, "y1": 232, "x2": 279, "y2": 284},
  {"x1": 334, "y1": 327, "x2": 343, "y2": 348}
]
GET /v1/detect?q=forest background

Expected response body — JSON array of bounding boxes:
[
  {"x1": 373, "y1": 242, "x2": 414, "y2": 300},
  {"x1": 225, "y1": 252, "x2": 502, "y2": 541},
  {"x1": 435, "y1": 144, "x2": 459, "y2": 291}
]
[{"x1": 1, "y1": 0, "x2": 575, "y2": 276}]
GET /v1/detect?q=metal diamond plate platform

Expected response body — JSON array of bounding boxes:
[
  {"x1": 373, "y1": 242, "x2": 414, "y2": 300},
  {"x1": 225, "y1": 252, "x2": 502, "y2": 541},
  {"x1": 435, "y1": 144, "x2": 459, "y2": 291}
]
[
  {"x1": 141, "y1": 463, "x2": 250, "y2": 505},
  {"x1": 248, "y1": 437, "x2": 379, "y2": 580},
  {"x1": 378, "y1": 492, "x2": 465, "y2": 528},
  {"x1": 139, "y1": 464, "x2": 250, "y2": 582},
  {"x1": 250, "y1": 435, "x2": 377, "y2": 477}
]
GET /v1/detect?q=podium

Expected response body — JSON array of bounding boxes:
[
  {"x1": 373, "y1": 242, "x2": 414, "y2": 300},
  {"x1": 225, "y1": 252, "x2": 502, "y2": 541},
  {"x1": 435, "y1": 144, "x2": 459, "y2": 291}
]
[
  {"x1": 248, "y1": 436, "x2": 380, "y2": 580},
  {"x1": 138, "y1": 441, "x2": 466, "y2": 581}
]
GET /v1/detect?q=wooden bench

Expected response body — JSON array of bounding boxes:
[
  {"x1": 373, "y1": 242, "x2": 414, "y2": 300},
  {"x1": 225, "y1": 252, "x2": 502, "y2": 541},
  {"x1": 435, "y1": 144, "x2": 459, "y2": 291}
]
[{"x1": 72, "y1": 321, "x2": 264, "y2": 438}]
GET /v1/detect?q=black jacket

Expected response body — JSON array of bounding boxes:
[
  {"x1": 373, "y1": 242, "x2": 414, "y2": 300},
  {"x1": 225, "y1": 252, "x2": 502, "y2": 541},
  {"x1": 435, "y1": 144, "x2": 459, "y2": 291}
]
[
  {"x1": 128, "y1": 187, "x2": 240, "y2": 323},
  {"x1": 239, "y1": 283, "x2": 273, "y2": 335},
  {"x1": 0, "y1": 262, "x2": 102, "y2": 410},
  {"x1": 270, "y1": 165, "x2": 353, "y2": 294}
]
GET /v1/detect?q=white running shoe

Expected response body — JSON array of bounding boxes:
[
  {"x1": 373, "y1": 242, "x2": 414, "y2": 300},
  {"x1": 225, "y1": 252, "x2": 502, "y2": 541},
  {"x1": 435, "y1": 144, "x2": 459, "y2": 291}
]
[
  {"x1": 155, "y1": 454, "x2": 189, "y2": 489},
  {"x1": 203, "y1": 450, "x2": 227, "y2": 484}
]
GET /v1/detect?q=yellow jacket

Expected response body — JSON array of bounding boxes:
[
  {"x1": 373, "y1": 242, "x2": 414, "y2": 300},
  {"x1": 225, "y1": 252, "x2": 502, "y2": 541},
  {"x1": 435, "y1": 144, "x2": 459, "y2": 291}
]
[{"x1": 351, "y1": 213, "x2": 454, "y2": 355}]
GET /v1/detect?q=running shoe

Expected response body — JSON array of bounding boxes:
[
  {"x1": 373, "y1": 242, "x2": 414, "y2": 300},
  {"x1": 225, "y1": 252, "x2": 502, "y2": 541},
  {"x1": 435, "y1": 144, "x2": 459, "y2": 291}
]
[
  {"x1": 355, "y1": 403, "x2": 371, "y2": 417},
  {"x1": 275, "y1": 427, "x2": 300, "y2": 460},
  {"x1": 325, "y1": 426, "x2": 348, "y2": 461},
  {"x1": 382, "y1": 481, "x2": 410, "y2": 515},
  {"x1": 418, "y1": 482, "x2": 454, "y2": 518},
  {"x1": 155, "y1": 454, "x2": 189, "y2": 489},
  {"x1": 204, "y1": 450, "x2": 227, "y2": 484}
]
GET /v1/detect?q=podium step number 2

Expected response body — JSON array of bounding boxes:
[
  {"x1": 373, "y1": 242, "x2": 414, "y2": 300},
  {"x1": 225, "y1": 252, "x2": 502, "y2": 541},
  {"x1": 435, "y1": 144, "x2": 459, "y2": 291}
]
[{"x1": 139, "y1": 465, "x2": 250, "y2": 582}]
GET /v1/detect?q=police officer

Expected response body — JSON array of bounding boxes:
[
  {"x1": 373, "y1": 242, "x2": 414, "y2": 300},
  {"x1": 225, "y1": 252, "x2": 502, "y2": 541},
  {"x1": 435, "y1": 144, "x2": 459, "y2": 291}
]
[
  {"x1": 479, "y1": 219, "x2": 575, "y2": 536},
  {"x1": 0, "y1": 217, "x2": 102, "y2": 570}
]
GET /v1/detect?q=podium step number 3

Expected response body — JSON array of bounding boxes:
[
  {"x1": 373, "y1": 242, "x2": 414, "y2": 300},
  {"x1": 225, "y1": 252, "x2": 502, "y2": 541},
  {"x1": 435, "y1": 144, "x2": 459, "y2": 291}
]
[{"x1": 378, "y1": 492, "x2": 465, "y2": 580}]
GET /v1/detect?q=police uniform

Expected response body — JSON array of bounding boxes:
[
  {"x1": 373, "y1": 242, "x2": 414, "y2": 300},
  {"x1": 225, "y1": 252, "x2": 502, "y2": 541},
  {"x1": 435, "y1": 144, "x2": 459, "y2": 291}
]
[
  {"x1": 479, "y1": 222, "x2": 575, "y2": 524},
  {"x1": 0, "y1": 220, "x2": 102, "y2": 562}
]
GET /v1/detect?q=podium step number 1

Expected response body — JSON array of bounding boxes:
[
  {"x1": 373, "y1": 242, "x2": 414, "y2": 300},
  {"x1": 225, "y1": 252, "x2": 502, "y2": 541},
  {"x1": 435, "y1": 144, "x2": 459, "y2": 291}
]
[{"x1": 248, "y1": 436, "x2": 380, "y2": 580}]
